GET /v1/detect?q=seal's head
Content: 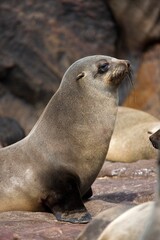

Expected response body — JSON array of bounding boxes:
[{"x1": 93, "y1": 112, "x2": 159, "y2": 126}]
[
  {"x1": 149, "y1": 129, "x2": 160, "y2": 150},
  {"x1": 60, "y1": 55, "x2": 131, "y2": 92}
]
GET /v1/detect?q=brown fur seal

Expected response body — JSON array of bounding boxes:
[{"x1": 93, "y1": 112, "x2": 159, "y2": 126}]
[
  {"x1": 0, "y1": 55, "x2": 131, "y2": 223},
  {"x1": 97, "y1": 201, "x2": 153, "y2": 240},
  {"x1": 106, "y1": 107, "x2": 160, "y2": 162},
  {"x1": 77, "y1": 204, "x2": 135, "y2": 240},
  {"x1": 149, "y1": 129, "x2": 160, "y2": 150},
  {"x1": 140, "y1": 129, "x2": 160, "y2": 240}
]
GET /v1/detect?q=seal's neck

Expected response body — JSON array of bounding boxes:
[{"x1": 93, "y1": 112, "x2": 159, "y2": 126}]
[
  {"x1": 28, "y1": 84, "x2": 118, "y2": 164},
  {"x1": 31, "y1": 83, "x2": 117, "y2": 135}
]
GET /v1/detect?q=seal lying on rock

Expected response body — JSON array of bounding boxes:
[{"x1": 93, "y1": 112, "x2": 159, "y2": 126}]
[
  {"x1": 149, "y1": 129, "x2": 160, "y2": 150},
  {"x1": 97, "y1": 201, "x2": 153, "y2": 240},
  {"x1": 140, "y1": 129, "x2": 160, "y2": 240},
  {"x1": 77, "y1": 204, "x2": 135, "y2": 240},
  {"x1": 0, "y1": 55, "x2": 131, "y2": 223},
  {"x1": 106, "y1": 106, "x2": 160, "y2": 162}
]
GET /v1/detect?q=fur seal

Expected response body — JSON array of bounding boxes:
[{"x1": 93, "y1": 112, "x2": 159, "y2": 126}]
[
  {"x1": 140, "y1": 129, "x2": 160, "y2": 240},
  {"x1": 149, "y1": 129, "x2": 160, "y2": 150},
  {"x1": 106, "y1": 106, "x2": 160, "y2": 162},
  {"x1": 0, "y1": 55, "x2": 131, "y2": 223},
  {"x1": 97, "y1": 201, "x2": 153, "y2": 240},
  {"x1": 77, "y1": 204, "x2": 135, "y2": 240}
]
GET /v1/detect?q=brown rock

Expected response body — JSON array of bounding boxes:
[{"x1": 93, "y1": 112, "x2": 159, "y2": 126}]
[
  {"x1": 106, "y1": 0, "x2": 160, "y2": 54},
  {"x1": 0, "y1": 0, "x2": 116, "y2": 104},
  {"x1": 124, "y1": 44, "x2": 160, "y2": 118},
  {"x1": 0, "y1": 89, "x2": 40, "y2": 133},
  {"x1": 105, "y1": 0, "x2": 160, "y2": 105},
  {"x1": 99, "y1": 159, "x2": 156, "y2": 178},
  {"x1": 97, "y1": 159, "x2": 156, "y2": 204},
  {"x1": 0, "y1": 211, "x2": 85, "y2": 240}
]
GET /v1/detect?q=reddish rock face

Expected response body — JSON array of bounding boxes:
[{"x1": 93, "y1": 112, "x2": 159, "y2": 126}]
[
  {"x1": 0, "y1": 0, "x2": 116, "y2": 104},
  {"x1": 106, "y1": 0, "x2": 160, "y2": 112},
  {"x1": 106, "y1": 0, "x2": 160, "y2": 54},
  {"x1": 124, "y1": 44, "x2": 160, "y2": 118}
]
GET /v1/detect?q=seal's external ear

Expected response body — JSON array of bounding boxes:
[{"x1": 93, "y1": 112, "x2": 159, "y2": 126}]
[{"x1": 76, "y1": 72, "x2": 85, "y2": 81}]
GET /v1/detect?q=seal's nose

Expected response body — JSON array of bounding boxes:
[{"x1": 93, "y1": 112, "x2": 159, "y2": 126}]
[{"x1": 118, "y1": 60, "x2": 130, "y2": 69}]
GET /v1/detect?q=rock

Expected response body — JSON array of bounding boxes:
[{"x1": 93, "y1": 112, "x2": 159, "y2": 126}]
[
  {"x1": 0, "y1": 211, "x2": 85, "y2": 240},
  {"x1": 105, "y1": 0, "x2": 160, "y2": 105},
  {"x1": 99, "y1": 159, "x2": 156, "y2": 179},
  {"x1": 0, "y1": 87, "x2": 40, "y2": 134},
  {"x1": 97, "y1": 159, "x2": 156, "y2": 205},
  {"x1": 124, "y1": 44, "x2": 160, "y2": 118},
  {"x1": 0, "y1": 0, "x2": 116, "y2": 105},
  {"x1": 106, "y1": 0, "x2": 160, "y2": 55},
  {"x1": 0, "y1": 116, "x2": 25, "y2": 147}
]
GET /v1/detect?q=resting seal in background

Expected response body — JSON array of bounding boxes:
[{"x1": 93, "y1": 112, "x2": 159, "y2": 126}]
[
  {"x1": 106, "y1": 106, "x2": 160, "y2": 162},
  {"x1": 77, "y1": 204, "x2": 135, "y2": 240},
  {"x1": 97, "y1": 202, "x2": 153, "y2": 240},
  {"x1": 0, "y1": 55, "x2": 131, "y2": 223},
  {"x1": 140, "y1": 129, "x2": 160, "y2": 240}
]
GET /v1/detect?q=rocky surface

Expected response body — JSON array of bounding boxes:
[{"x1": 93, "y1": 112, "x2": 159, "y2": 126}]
[
  {"x1": 106, "y1": 0, "x2": 160, "y2": 55},
  {"x1": 0, "y1": 159, "x2": 156, "y2": 240},
  {"x1": 124, "y1": 44, "x2": 160, "y2": 118}
]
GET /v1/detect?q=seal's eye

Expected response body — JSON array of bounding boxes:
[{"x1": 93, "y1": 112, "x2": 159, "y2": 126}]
[{"x1": 98, "y1": 63, "x2": 109, "y2": 74}]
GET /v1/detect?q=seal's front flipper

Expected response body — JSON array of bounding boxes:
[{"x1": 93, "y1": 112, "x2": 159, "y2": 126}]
[
  {"x1": 55, "y1": 208, "x2": 91, "y2": 224},
  {"x1": 52, "y1": 184, "x2": 92, "y2": 224},
  {"x1": 44, "y1": 170, "x2": 92, "y2": 224}
]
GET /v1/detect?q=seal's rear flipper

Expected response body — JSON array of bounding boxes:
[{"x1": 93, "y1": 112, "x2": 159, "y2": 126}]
[{"x1": 43, "y1": 169, "x2": 92, "y2": 224}]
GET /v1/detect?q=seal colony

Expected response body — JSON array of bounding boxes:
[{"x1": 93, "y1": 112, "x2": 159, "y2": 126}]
[{"x1": 0, "y1": 55, "x2": 131, "y2": 223}]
